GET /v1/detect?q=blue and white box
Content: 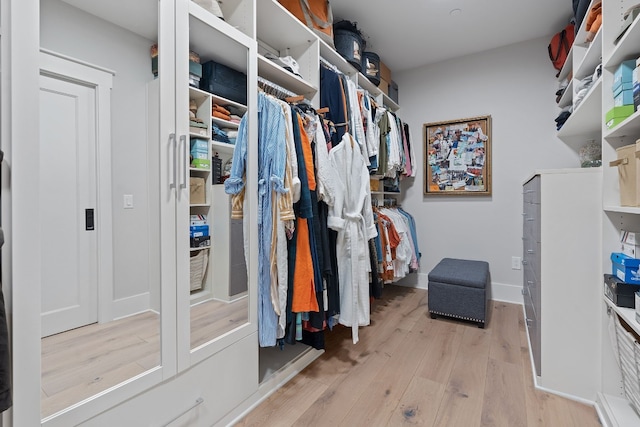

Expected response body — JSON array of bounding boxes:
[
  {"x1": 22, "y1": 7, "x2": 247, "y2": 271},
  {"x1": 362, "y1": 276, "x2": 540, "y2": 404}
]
[
  {"x1": 613, "y1": 59, "x2": 636, "y2": 91},
  {"x1": 190, "y1": 224, "x2": 209, "y2": 238},
  {"x1": 612, "y1": 252, "x2": 640, "y2": 284}
]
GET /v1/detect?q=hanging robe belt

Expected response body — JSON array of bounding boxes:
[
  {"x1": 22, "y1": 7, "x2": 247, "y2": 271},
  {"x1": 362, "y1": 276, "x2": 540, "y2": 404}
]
[{"x1": 344, "y1": 210, "x2": 366, "y2": 344}]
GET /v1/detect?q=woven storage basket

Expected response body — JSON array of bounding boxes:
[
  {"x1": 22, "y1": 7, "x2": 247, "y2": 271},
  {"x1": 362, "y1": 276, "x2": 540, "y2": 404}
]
[
  {"x1": 614, "y1": 313, "x2": 640, "y2": 414},
  {"x1": 190, "y1": 248, "x2": 209, "y2": 291}
]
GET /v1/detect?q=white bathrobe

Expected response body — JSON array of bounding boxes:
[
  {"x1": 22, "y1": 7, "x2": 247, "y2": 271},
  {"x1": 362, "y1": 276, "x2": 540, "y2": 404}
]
[{"x1": 327, "y1": 133, "x2": 378, "y2": 344}]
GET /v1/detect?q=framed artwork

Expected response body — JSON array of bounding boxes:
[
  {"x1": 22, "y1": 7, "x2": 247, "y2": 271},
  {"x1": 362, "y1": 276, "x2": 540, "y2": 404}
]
[{"x1": 423, "y1": 115, "x2": 492, "y2": 196}]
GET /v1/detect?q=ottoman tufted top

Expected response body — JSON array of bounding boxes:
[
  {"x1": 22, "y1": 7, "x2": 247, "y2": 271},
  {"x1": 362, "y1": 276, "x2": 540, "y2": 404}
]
[{"x1": 428, "y1": 258, "x2": 489, "y2": 289}]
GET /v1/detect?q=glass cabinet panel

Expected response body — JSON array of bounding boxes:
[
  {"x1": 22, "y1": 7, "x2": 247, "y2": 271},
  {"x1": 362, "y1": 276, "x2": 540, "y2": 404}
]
[
  {"x1": 37, "y1": 0, "x2": 174, "y2": 423},
  {"x1": 176, "y1": 0, "x2": 256, "y2": 368}
]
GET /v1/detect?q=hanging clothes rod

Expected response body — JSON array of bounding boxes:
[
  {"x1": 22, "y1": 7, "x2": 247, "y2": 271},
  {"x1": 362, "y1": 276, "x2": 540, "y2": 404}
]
[
  {"x1": 257, "y1": 75, "x2": 298, "y2": 99},
  {"x1": 319, "y1": 56, "x2": 340, "y2": 74}
]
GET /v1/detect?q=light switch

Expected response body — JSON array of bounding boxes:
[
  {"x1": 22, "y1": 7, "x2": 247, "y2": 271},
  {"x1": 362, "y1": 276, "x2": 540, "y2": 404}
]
[{"x1": 124, "y1": 194, "x2": 134, "y2": 209}]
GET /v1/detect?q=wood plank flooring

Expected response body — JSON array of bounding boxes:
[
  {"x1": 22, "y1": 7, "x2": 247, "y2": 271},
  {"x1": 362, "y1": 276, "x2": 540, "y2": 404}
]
[
  {"x1": 40, "y1": 296, "x2": 247, "y2": 419},
  {"x1": 235, "y1": 285, "x2": 601, "y2": 427}
]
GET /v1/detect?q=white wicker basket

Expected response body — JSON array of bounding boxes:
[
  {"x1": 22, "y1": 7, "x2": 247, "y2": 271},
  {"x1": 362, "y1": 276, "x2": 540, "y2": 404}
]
[
  {"x1": 614, "y1": 313, "x2": 640, "y2": 414},
  {"x1": 190, "y1": 248, "x2": 209, "y2": 291}
]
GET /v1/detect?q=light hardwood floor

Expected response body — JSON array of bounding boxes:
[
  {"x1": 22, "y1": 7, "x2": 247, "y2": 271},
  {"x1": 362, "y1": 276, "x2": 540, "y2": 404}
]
[
  {"x1": 236, "y1": 285, "x2": 601, "y2": 427},
  {"x1": 40, "y1": 296, "x2": 247, "y2": 419}
]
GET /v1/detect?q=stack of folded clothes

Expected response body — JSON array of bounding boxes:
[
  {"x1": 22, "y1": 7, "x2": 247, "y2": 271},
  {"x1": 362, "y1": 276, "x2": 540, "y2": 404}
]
[
  {"x1": 212, "y1": 104, "x2": 231, "y2": 121},
  {"x1": 555, "y1": 107, "x2": 572, "y2": 130},
  {"x1": 224, "y1": 104, "x2": 245, "y2": 124},
  {"x1": 226, "y1": 129, "x2": 238, "y2": 145},
  {"x1": 211, "y1": 122, "x2": 231, "y2": 144}
]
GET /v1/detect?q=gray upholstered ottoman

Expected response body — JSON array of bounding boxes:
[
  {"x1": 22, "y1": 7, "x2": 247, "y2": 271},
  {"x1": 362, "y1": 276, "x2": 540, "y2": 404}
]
[{"x1": 428, "y1": 258, "x2": 490, "y2": 328}]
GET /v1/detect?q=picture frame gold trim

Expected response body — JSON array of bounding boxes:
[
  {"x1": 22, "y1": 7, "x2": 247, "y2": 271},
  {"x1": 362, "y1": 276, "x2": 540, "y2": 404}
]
[{"x1": 423, "y1": 115, "x2": 492, "y2": 196}]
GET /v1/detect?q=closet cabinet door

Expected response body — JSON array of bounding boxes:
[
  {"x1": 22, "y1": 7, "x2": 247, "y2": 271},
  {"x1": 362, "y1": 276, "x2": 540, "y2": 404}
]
[
  {"x1": 175, "y1": 0, "x2": 259, "y2": 378},
  {"x1": 10, "y1": 0, "x2": 178, "y2": 425},
  {"x1": 523, "y1": 169, "x2": 601, "y2": 402}
]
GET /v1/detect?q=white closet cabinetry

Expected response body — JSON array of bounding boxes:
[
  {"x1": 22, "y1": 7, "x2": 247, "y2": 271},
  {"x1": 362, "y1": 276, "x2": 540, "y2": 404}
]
[
  {"x1": 522, "y1": 169, "x2": 602, "y2": 402},
  {"x1": 556, "y1": 0, "x2": 602, "y2": 149},
  {"x1": 597, "y1": 1, "x2": 640, "y2": 425},
  {"x1": 6, "y1": 1, "x2": 407, "y2": 426}
]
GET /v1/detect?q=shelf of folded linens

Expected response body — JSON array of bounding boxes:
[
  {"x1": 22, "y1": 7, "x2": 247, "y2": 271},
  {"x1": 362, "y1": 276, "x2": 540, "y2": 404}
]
[
  {"x1": 557, "y1": 44, "x2": 574, "y2": 82},
  {"x1": 211, "y1": 140, "x2": 236, "y2": 153},
  {"x1": 573, "y1": 28, "x2": 602, "y2": 81},
  {"x1": 257, "y1": 53, "x2": 319, "y2": 99},
  {"x1": 604, "y1": 7, "x2": 640, "y2": 68},
  {"x1": 557, "y1": 80, "x2": 573, "y2": 109},
  {"x1": 557, "y1": 77, "x2": 602, "y2": 149}
]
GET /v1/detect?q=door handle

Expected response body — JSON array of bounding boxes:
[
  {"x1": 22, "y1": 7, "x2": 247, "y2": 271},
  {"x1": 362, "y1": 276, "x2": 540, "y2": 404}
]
[
  {"x1": 85, "y1": 208, "x2": 95, "y2": 231},
  {"x1": 169, "y1": 133, "x2": 176, "y2": 188},
  {"x1": 180, "y1": 134, "x2": 188, "y2": 189}
]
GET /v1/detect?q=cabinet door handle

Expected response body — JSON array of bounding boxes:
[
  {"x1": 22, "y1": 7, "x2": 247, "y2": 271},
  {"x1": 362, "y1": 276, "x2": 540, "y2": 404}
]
[
  {"x1": 180, "y1": 134, "x2": 188, "y2": 189},
  {"x1": 527, "y1": 249, "x2": 534, "y2": 254},
  {"x1": 522, "y1": 260, "x2": 528, "y2": 265},
  {"x1": 609, "y1": 158, "x2": 628, "y2": 167},
  {"x1": 169, "y1": 133, "x2": 176, "y2": 188}
]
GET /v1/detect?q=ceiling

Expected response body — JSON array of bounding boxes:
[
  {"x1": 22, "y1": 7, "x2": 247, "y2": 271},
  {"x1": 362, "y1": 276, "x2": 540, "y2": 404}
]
[{"x1": 330, "y1": 0, "x2": 574, "y2": 73}]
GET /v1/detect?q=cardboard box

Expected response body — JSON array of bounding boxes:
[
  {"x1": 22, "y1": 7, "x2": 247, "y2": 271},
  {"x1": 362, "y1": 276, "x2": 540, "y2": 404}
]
[
  {"x1": 190, "y1": 214, "x2": 207, "y2": 226},
  {"x1": 612, "y1": 252, "x2": 640, "y2": 284},
  {"x1": 190, "y1": 177, "x2": 206, "y2": 204},
  {"x1": 189, "y1": 60, "x2": 202, "y2": 78},
  {"x1": 621, "y1": 231, "x2": 640, "y2": 256},
  {"x1": 190, "y1": 224, "x2": 209, "y2": 238},
  {"x1": 610, "y1": 142, "x2": 640, "y2": 206},
  {"x1": 370, "y1": 178, "x2": 380, "y2": 192},
  {"x1": 615, "y1": 89, "x2": 635, "y2": 106},
  {"x1": 379, "y1": 60, "x2": 391, "y2": 84},
  {"x1": 190, "y1": 235, "x2": 211, "y2": 248},
  {"x1": 378, "y1": 78, "x2": 389, "y2": 95},
  {"x1": 604, "y1": 273, "x2": 640, "y2": 308},
  {"x1": 622, "y1": 241, "x2": 640, "y2": 257},
  {"x1": 613, "y1": 59, "x2": 636, "y2": 90},
  {"x1": 622, "y1": 230, "x2": 640, "y2": 245},
  {"x1": 191, "y1": 158, "x2": 210, "y2": 169},
  {"x1": 614, "y1": 81, "x2": 634, "y2": 97},
  {"x1": 606, "y1": 105, "x2": 635, "y2": 128}
]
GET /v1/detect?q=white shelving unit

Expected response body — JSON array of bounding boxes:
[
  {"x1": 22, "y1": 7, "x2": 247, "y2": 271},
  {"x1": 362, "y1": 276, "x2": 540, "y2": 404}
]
[
  {"x1": 593, "y1": 0, "x2": 640, "y2": 425},
  {"x1": 522, "y1": 169, "x2": 602, "y2": 401},
  {"x1": 8, "y1": 1, "x2": 409, "y2": 425}
]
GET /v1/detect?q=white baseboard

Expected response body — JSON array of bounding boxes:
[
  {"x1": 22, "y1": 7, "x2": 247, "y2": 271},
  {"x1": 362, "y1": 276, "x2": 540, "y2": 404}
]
[
  {"x1": 111, "y1": 292, "x2": 151, "y2": 321},
  {"x1": 395, "y1": 275, "x2": 523, "y2": 305},
  {"x1": 490, "y1": 282, "x2": 523, "y2": 305}
]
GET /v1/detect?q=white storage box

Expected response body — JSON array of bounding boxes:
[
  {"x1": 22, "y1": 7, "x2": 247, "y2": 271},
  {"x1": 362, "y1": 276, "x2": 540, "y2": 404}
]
[
  {"x1": 190, "y1": 248, "x2": 209, "y2": 291},
  {"x1": 613, "y1": 313, "x2": 640, "y2": 414},
  {"x1": 622, "y1": 230, "x2": 640, "y2": 257},
  {"x1": 610, "y1": 142, "x2": 640, "y2": 206}
]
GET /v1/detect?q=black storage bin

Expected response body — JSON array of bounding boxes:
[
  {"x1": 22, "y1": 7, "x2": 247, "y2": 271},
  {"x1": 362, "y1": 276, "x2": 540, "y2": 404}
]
[
  {"x1": 333, "y1": 21, "x2": 364, "y2": 71},
  {"x1": 200, "y1": 60, "x2": 247, "y2": 105},
  {"x1": 389, "y1": 80, "x2": 399, "y2": 103},
  {"x1": 362, "y1": 51, "x2": 380, "y2": 86},
  {"x1": 604, "y1": 274, "x2": 640, "y2": 308}
]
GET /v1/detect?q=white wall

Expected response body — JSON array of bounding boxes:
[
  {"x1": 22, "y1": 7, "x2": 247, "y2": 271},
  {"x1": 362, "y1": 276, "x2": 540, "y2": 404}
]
[
  {"x1": 40, "y1": 0, "x2": 157, "y2": 315},
  {"x1": 394, "y1": 36, "x2": 581, "y2": 302}
]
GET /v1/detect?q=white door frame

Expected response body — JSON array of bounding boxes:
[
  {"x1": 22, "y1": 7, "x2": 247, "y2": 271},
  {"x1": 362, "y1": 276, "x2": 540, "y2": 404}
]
[{"x1": 39, "y1": 49, "x2": 115, "y2": 323}]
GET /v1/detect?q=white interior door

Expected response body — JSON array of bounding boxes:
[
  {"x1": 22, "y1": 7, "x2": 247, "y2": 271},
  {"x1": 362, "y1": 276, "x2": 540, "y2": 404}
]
[{"x1": 39, "y1": 73, "x2": 98, "y2": 338}]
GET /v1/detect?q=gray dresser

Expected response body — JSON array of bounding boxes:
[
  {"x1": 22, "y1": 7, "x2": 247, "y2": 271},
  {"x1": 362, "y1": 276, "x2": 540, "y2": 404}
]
[
  {"x1": 522, "y1": 174, "x2": 541, "y2": 376},
  {"x1": 521, "y1": 169, "x2": 601, "y2": 401}
]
